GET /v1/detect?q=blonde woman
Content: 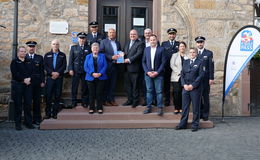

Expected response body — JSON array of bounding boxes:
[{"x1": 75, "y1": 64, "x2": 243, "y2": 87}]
[{"x1": 170, "y1": 42, "x2": 188, "y2": 114}]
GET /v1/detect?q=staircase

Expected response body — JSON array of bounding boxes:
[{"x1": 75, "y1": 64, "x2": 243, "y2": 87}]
[{"x1": 40, "y1": 97, "x2": 214, "y2": 129}]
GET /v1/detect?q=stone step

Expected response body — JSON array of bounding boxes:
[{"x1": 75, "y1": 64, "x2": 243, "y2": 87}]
[
  {"x1": 58, "y1": 112, "x2": 183, "y2": 120},
  {"x1": 62, "y1": 106, "x2": 176, "y2": 113},
  {"x1": 40, "y1": 106, "x2": 214, "y2": 130},
  {"x1": 40, "y1": 119, "x2": 214, "y2": 129}
]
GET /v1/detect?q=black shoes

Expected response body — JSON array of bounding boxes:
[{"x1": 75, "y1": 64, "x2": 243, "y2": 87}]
[
  {"x1": 191, "y1": 128, "x2": 199, "y2": 132},
  {"x1": 123, "y1": 101, "x2": 133, "y2": 106},
  {"x1": 142, "y1": 102, "x2": 147, "y2": 106},
  {"x1": 143, "y1": 108, "x2": 152, "y2": 114},
  {"x1": 52, "y1": 114, "x2": 57, "y2": 119},
  {"x1": 44, "y1": 115, "x2": 51, "y2": 119},
  {"x1": 25, "y1": 124, "x2": 35, "y2": 129},
  {"x1": 15, "y1": 125, "x2": 22, "y2": 131},
  {"x1": 157, "y1": 108, "x2": 163, "y2": 116},
  {"x1": 82, "y1": 103, "x2": 88, "y2": 108},
  {"x1": 132, "y1": 103, "x2": 138, "y2": 108},
  {"x1": 202, "y1": 117, "x2": 209, "y2": 121},
  {"x1": 164, "y1": 102, "x2": 170, "y2": 107},
  {"x1": 33, "y1": 121, "x2": 41, "y2": 125},
  {"x1": 175, "y1": 126, "x2": 187, "y2": 130}
]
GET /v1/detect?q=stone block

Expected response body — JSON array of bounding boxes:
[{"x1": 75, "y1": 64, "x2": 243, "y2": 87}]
[
  {"x1": 76, "y1": 0, "x2": 88, "y2": 5},
  {"x1": 194, "y1": 0, "x2": 216, "y2": 9},
  {"x1": 63, "y1": 8, "x2": 78, "y2": 17}
]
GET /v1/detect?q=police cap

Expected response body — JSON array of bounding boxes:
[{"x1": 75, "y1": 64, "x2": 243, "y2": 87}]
[
  {"x1": 77, "y1": 32, "x2": 87, "y2": 38},
  {"x1": 89, "y1": 21, "x2": 98, "y2": 27},
  {"x1": 195, "y1": 36, "x2": 206, "y2": 42},
  {"x1": 26, "y1": 41, "x2": 37, "y2": 47},
  {"x1": 167, "y1": 28, "x2": 177, "y2": 34}
]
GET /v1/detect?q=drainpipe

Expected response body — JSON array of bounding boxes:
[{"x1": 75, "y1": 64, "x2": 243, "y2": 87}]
[{"x1": 8, "y1": 0, "x2": 19, "y2": 121}]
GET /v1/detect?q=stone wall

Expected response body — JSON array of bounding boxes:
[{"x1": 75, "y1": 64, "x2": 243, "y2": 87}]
[
  {"x1": 160, "y1": 0, "x2": 253, "y2": 116},
  {"x1": 0, "y1": 0, "x2": 89, "y2": 102}
]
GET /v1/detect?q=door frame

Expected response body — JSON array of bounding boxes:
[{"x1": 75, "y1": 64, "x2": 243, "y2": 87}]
[{"x1": 88, "y1": 0, "x2": 161, "y2": 41}]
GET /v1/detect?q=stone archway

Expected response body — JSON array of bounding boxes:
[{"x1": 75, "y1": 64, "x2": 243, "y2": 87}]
[{"x1": 160, "y1": 0, "x2": 197, "y2": 48}]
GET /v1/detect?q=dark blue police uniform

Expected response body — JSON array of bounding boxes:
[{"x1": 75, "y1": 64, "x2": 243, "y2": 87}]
[
  {"x1": 68, "y1": 43, "x2": 90, "y2": 107},
  {"x1": 26, "y1": 53, "x2": 45, "y2": 124},
  {"x1": 178, "y1": 58, "x2": 204, "y2": 130},
  {"x1": 44, "y1": 50, "x2": 66, "y2": 118},
  {"x1": 10, "y1": 58, "x2": 33, "y2": 129},
  {"x1": 161, "y1": 39, "x2": 179, "y2": 105},
  {"x1": 198, "y1": 49, "x2": 214, "y2": 120}
]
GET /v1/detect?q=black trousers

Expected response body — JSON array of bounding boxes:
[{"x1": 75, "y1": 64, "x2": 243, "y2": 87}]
[
  {"x1": 12, "y1": 81, "x2": 32, "y2": 126},
  {"x1": 163, "y1": 64, "x2": 172, "y2": 104},
  {"x1": 87, "y1": 79, "x2": 105, "y2": 110},
  {"x1": 179, "y1": 87, "x2": 201, "y2": 129},
  {"x1": 200, "y1": 76, "x2": 210, "y2": 119},
  {"x1": 45, "y1": 77, "x2": 63, "y2": 116},
  {"x1": 138, "y1": 70, "x2": 146, "y2": 102},
  {"x1": 104, "y1": 64, "x2": 117, "y2": 102},
  {"x1": 31, "y1": 81, "x2": 43, "y2": 123},
  {"x1": 124, "y1": 72, "x2": 139, "y2": 104},
  {"x1": 71, "y1": 73, "x2": 88, "y2": 104},
  {"x1": 172, "y1": 80, "x2": 182, "y2": 110}
]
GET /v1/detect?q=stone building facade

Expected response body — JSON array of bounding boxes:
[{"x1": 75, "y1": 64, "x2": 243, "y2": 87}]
[{"x1": 0, "y1": 0, "x2": 255, "y2": 116}]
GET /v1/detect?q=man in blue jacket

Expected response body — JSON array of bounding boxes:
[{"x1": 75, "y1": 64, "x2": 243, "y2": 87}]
[{"x1": 142, "y1": 34, "x2": 166, "y2": 116}]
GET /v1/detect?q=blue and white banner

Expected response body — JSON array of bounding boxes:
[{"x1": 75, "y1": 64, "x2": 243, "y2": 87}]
[{"x1": 224, "y1": 25, "x2": 260, "y2": 97}]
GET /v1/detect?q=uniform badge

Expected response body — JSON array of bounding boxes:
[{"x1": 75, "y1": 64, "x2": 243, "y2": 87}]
[
  {"x1": 193, "y1": 65, "x2": 198, "y2": 68},
  {"x1": 84, "y1": 50, "x2": 88, "y2": 52},
  {"x1": 203, "y1": 56, "x2": 208, "y2": 60},
  {"x1": 59, "y1": 55, "x2": 64, "y2": 57},
  {"x1": 47, "y1": 55, "x2": 52, "y2": 57},
  {"x1": 35, "y1": 63, "x2": 40, "y2": 66}
]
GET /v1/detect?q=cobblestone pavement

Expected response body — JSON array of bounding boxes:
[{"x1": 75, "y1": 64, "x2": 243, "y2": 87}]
[{"x1": 0, "y1": 117, "x2": 260, "y2": 160}]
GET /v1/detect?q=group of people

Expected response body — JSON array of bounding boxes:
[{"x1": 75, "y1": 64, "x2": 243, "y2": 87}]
[{"x1": 10, "y1": 21, "x2": 214, "y2": 132}]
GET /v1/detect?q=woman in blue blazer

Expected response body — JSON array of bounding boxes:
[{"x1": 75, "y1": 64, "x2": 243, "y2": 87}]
[{"x1": 84, "y1": 42, "x2": 107, "y2": 114}]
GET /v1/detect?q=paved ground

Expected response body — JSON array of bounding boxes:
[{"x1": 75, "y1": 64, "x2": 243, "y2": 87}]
[{"x1": 0, "y1": 117, "x2": 260, "y2": 160}]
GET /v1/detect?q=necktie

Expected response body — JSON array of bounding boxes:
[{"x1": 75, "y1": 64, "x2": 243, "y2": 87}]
[
  {"x1": 199, "y1": 51, "x2": 201, "y2": 55},
  {"x1": 129, "y1": 41, "x2": 134, "y2": 49},
  {"x1": 30, "y1": 55, "x2": 33, "y2": 60},
  {"x1": 53, "y1": 53, "x2": 58, "y2": 69},
  {"x1": 171, "y1": 41, "x2": 174, "y2": 46},
  {"x1": 190, "y1": 59, "x2": 194, "y2": 66},
  {"x1": 81, "y1": 46, "x2": 84, "y2": 50}
]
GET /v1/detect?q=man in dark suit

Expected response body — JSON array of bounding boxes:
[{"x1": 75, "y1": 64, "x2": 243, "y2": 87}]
[
  {"x1": 142, "y1": 34, "x2": 166, "y2": 116},
  {"x1": 25, "y1": 41, "x2": 45, "y2": 125},
  {"x1": 100, "y1": 28, "x2": 122, "y2": 106},
  {"x1": 161, "y1": 28, "x2": 180, "y2": 106},
  {"x1": 44, "y1": 39, "x2": 67, "y2": 119},
  {"x1": 86, "y1": 21, "x2": 105, "y2": 46},
  {"x1": 195, "y1": 36, "x2": 214, "y2": 121},
  {"x1": 123, "y1": 29, "x2": 145, "y2": 108},
  {"x1": 68, "y1": 32, "x2": 90, "y2": 108},
  {"x1": 175, "y1": 48, "x2": 205, "y2": 132}
]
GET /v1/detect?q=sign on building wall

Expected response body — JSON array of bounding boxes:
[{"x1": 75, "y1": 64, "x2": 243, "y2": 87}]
[{"x1": 49, "y1": 21, "x2": 68, "y2": 34}]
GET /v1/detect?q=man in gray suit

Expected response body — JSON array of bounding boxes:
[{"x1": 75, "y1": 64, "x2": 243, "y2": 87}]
[
  {"x1": 123, "y1": 29, "x2": 145, "y2": 108},
  {"x1": 100, "y1": 28, "x2": 122, "y2": 106}
]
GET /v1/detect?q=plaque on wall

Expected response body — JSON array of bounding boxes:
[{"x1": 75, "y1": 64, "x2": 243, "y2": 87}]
[{"x1": 49, "y1": 21, "x2": 69, "y2": 34}]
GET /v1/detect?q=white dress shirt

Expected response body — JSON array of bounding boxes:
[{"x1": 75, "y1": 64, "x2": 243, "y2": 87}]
[{"x1": 150, "y1": 46, "x2": 157, "y2": 70}]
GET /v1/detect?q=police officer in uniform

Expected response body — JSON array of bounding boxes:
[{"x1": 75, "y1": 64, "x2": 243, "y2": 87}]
[
  {"x1": 161, "y1": 28, "x2": 179, "y2": 106},
  {"x1": 11, "y1": 46, "x2": 34, "y2": 130},
  {"x1": 175, "y1": 48, "x2": 204, "y2": 132},
  {"x1": 44, "y1": 39, "x2": 67, "y2": 119},
  {"x1": 86, "y1": 21, "x2": 105, "y2": 46},
  {"x1": 25, "y1": 41, "x2": 45, "y2": 125},
  {"x1": 195, "y1": 36, "x2": 214, "y2": 121},
  {"x1": 68, "y1": 32, "x2": 90, "y2": 108}
]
